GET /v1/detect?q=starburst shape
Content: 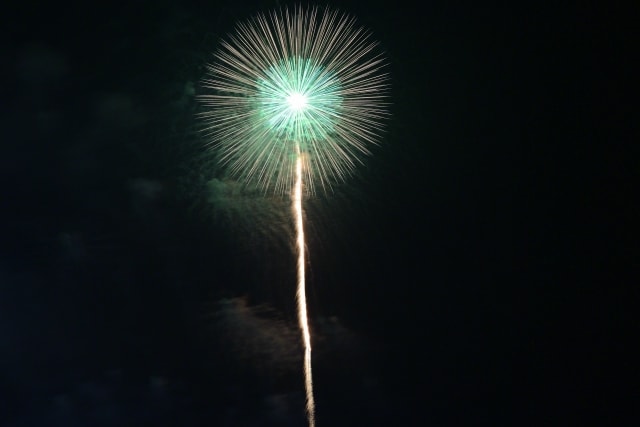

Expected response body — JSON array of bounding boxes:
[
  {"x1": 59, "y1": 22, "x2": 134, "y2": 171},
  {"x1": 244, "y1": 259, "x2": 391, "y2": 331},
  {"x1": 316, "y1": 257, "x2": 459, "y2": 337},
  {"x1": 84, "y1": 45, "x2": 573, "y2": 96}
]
[{"x1": 199, "y1": 6, "x2": 390, "y2": 194}]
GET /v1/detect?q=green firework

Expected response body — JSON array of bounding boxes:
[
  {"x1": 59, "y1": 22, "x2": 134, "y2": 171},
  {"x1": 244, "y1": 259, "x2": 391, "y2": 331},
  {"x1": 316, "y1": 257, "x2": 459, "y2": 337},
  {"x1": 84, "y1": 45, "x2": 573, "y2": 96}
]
[{"x1": 199, "y1": 6, "x2": 390, "y2": 194}]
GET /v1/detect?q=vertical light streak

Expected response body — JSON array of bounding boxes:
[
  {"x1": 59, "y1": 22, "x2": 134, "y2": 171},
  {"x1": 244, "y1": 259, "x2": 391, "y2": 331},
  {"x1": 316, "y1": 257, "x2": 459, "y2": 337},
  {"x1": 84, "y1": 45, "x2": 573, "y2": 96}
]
[{"x1": 294, "y1": 144, "x2": 315, "y2": 427}]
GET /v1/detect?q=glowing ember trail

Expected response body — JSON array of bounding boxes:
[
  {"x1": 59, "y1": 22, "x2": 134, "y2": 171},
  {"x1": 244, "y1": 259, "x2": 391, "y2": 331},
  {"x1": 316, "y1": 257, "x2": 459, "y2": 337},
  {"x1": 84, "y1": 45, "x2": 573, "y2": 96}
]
[{"x1": 294, "y1": 145, "x2": 315, "y2": 427}]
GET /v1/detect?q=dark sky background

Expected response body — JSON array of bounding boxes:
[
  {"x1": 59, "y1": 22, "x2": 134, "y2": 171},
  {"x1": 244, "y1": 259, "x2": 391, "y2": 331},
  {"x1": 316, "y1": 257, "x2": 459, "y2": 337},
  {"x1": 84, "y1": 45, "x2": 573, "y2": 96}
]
[{"x1": 1, "y1": 1, "x2": 637, "y2": 426}]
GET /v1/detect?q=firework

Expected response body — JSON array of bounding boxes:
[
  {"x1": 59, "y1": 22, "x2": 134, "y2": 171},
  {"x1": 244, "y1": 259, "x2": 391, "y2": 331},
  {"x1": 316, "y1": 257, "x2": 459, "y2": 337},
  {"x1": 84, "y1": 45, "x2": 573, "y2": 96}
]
[
  {"x1": 199, "y1": 6, "x2": 389, "y2": 426},
  {"x1": 199, "y1": 6, "x2": 389, "y2": 194}
]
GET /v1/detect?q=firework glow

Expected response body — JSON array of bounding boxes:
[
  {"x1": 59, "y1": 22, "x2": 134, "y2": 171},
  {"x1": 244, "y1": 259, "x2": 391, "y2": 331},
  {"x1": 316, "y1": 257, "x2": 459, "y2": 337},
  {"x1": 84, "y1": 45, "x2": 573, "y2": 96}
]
[
  {"x1": 199, "y1": 6, "x2": 389, "y2": 426},
  {"x1": 199, "y1": 6, "x2": 389, "y2": 194}
]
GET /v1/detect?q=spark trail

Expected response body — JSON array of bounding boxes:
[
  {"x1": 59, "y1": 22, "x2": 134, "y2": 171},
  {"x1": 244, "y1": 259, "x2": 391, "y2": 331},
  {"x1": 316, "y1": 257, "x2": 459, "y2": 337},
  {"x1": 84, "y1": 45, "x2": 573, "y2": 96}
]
[{"x1": 293, "y1": 146, "x2": 315, "y2": 426}]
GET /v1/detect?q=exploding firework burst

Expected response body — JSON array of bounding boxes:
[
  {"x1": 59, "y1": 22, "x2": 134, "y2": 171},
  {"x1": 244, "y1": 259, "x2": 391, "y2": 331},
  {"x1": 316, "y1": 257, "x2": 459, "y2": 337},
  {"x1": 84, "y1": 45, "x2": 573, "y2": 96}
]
[{"x1": 199, "y1": 6, "x2": 390, "y2": 194}]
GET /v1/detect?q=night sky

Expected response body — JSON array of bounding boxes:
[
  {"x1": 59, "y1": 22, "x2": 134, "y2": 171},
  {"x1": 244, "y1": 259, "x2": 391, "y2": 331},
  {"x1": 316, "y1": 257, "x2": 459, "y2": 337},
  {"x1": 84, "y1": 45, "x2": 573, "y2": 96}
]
[{"x1": 2, "y1": 1, "x2": 637, "y2": 426}]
